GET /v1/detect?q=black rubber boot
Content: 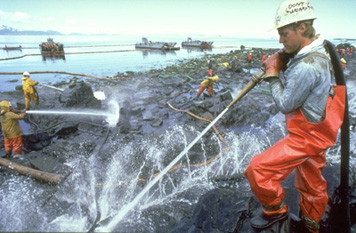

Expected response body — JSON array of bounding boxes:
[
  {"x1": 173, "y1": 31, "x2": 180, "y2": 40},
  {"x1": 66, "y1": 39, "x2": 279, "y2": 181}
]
[
  {"x1": 2, "y1": 151, "x2": 11, "y2": 158},
  {"x1": 290, "y1": 213, "x2": 318, "y2": 233},
  {"x1": 250, "y1": 211, "x2": 289, "y2": 232}
]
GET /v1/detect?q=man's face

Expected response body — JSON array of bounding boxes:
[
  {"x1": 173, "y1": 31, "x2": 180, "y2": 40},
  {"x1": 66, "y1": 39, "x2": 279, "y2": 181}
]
[{"x1": 277, "y1": 25, "x2": 303, "y2": 54}]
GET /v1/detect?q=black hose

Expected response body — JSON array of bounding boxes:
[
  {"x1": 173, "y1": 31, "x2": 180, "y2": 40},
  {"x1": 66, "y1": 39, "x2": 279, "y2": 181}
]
[{"x1": 324, "y1": 40, "x2": 351, "y2": 233}]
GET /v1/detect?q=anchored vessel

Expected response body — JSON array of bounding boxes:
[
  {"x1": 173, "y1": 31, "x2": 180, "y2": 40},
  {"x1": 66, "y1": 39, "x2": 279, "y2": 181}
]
[
  {"x1": 2, "y1": 45, "x2": 22, "y2": 51},
  {"x1": 39, "y1": 37, "x2": 64, "y2": 54},
  {"x1": 181, "y1": 37, "x2": 213, "y2": 49},
  {"x1": 135, "y1": 37, "x2": 179, "y2": 50}
]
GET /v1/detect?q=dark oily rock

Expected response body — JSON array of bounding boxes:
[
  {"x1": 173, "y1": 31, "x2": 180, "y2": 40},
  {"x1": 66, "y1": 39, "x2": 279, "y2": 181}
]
[
  {"x1": 118, "y1": 107, "x2": 131, "y2": 134},
  {"x1": 221, "y1": 90, "x2": 277, "y2": 127},
  {"x1": 59, "y1": 81, "x2": 101, "y2": 108},
  {"x1": 23, "y1": 132, "x2": 53, "y2": 151},
  {"x1": 30, "y1": 156, "x2": 68, "y2": 174},
  {"x1": 171, "y1": 165, "x2": 352, "y2": 233},
  {"x1": 170, "y1": 188, "x2": 253, "y2": 233},
  {"x1": 54, "y1": 122, "x2": 79, "y2": 138},
  {"x1": 150, "y1": 119, "x2": 163, "y2": 127},
  {"x1": 218, "y1": 90, "x2": 233, "y2": 102}
]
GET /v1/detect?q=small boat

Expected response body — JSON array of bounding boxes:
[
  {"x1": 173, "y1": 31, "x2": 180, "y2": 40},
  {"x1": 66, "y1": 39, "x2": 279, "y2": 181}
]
[
  {"x1": 135, "y1": 37, "x2": 180, "y2": 50},
  {"x1": 39, "y1": 37, "x2": 64, "y2": 54},
  {"x1": 181, "y1": 37, "x2": 213, "y2": 49},
  {"x1": 3, "y1": 45, "x2": 22, "y2": 51}
]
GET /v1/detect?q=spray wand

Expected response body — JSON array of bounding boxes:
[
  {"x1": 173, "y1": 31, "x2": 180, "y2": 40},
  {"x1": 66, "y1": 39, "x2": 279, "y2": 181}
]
[{"x1": 100, "y1": 68, "x2": 266, "y2": 232}]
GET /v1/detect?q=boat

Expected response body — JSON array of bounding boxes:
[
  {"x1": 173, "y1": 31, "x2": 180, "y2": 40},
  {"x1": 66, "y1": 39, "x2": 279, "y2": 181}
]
[
  {"x1": 3, "y1": 45, "x2": 22, "y2": 51},
  {"x1": 39, "y1": 37, "x2": 64, "y2": 54},
  {"x1": 135, "y1": 37, "x2": 179, "y2": 50},
  {"x1": 181, "y1": 37, "x2": 213, "y2": 49}
]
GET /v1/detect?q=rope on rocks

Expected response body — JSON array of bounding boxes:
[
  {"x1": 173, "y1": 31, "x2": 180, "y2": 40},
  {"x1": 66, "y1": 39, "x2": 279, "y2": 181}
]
[{"x1": 167, "y1": 102, "x2": 225, "y2": 142}]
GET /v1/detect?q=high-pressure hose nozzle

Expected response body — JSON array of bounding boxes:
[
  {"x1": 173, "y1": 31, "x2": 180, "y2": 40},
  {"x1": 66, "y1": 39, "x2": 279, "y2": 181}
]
[
  {"x1": 227, "y1": 67, "x2": 266, "y2": 109},
  {"x1": 252, "y1": 67, "x2": 266, "y2": 84}
]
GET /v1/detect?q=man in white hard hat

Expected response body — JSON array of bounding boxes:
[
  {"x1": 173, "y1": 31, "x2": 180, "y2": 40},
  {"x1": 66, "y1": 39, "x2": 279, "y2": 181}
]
[
  {"x1": 22, "y1": 72, "x2": 39, "y2": 110},
  {"x1": 243, "y1": 0, "x2": 346, "y2": 232}
]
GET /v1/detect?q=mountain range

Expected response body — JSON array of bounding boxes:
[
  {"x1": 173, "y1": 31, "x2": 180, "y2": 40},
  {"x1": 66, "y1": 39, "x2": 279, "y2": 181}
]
[{"x1": 0, "y1": 25, "x2": 86, "y2": 35}]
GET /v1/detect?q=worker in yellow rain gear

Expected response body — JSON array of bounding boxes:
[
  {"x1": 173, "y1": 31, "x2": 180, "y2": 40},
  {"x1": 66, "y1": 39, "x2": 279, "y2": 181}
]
[
  {"x1": 22, "y1": 72, "x2": 39, "y2": 110},
  {"x1": 340, "y1": 58, "x2": 346, "y2": 70},
  {"x1": 0, "y1": 100, "x2": 26, "y2": 158},
  {"x1": 196, "y1": 75, "x2": 219, "y2": 97}
]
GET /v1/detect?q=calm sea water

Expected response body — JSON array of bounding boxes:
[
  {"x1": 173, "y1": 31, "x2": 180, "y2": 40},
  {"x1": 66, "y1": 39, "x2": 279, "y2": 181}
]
[{"x1": 0, "y1": 34, "x2": 337, "y2": 92}]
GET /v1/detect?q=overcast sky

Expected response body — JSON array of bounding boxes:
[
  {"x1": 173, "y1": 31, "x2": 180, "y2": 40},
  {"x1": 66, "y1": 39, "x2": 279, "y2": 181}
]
[{"x1": 1, "y1": 0, "x2": 355, "y2": 39}]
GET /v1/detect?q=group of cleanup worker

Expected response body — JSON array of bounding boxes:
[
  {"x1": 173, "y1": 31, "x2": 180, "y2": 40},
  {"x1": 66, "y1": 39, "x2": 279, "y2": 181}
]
[
  {"x1": 1, "y1": 59, "x2": 222, "y2": 159},
  {"x1": 1, "y1": 63, "x2": 222, "y2": 159},
  {"x1": 0, "y1": 72, "x2": 38, "y2": 159}
]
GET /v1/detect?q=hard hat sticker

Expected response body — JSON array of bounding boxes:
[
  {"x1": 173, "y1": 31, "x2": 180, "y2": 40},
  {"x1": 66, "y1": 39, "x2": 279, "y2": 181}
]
[{"x1": 286, "y1": 2, "x2": 314, "y2": 14}]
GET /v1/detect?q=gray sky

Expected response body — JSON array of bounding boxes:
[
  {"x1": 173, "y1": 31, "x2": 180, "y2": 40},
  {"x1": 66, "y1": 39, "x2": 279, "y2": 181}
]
[{"x1": 1, "y1": 0, "x2": 355, "y2": 39}]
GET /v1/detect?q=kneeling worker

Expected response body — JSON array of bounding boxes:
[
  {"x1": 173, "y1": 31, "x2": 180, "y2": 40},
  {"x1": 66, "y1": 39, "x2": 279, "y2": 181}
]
[
  {"x1": 0, "y1": 101, "x2": 26, "y2": 158},
  {"x1": 196, "y1": 75, "x2": 219, "y2": 97}
]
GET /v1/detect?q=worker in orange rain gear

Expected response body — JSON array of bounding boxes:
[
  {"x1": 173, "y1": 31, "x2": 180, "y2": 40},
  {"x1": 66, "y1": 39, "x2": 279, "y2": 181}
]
[
  {"x1": 247, "y1": 53, "x2": 252, "y2": 63},
  {"x1": 207, "y1": 59, "x2": 213, "y2": 76},
  {"x1": 196, "y1": 75, "x2": 219, "y2": 97},
  {"x1": 0, "y1": 100, "x2": 26, "y2": 158},
  {"x1": 22, "y1": 71, "x2": 39, "y2": 110},
  {"x1": 243, "y1": 0, "x2": 346, "y2": 232},
  {"x1": 261, "y1": 54, "x2": 268, "y2": 62}
]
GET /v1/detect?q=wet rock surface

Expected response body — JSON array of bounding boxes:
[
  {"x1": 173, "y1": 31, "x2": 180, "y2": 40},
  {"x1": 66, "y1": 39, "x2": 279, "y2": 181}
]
[{"x1": 1, "y1": 47, "x2": 356, "y2": 232}]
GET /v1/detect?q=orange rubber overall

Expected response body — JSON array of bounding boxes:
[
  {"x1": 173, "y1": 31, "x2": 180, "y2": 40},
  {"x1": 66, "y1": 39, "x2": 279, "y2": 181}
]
[
  {"x1": 244, "y1": 85, "x2": 345, "y2": 223},
  {"x1": 4, "y1": 136, "x2": 23, "y2": 155}
]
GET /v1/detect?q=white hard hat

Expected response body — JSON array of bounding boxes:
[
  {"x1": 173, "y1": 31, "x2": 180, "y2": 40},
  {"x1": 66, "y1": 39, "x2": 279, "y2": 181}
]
[
  {"x1": 272, "y1": 0, "x2": 317, "y2": 30},
  {"x1": 23, "y1": 71, "x2": 30, "y2": 76}
]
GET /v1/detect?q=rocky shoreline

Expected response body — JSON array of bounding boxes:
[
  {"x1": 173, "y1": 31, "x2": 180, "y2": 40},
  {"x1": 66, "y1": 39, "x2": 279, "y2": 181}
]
[{"x1": 1, "y1": 46, "x2": 355, "y2": 232}]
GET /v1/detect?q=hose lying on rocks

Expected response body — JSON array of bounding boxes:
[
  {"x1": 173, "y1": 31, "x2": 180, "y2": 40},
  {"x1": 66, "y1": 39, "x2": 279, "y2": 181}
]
[{"x1": 167, "y1": 102, "x2": 225, "y2": 142}]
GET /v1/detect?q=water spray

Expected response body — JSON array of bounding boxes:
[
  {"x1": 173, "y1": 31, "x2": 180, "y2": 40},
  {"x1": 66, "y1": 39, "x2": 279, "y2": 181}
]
[
  {"x1": 26, "y1": 101, "x2": 120, "y2": 127},
  {"x1": 39, "y1": 83, "x2": 65, "y2": 92},
  {"x1": 99, "y1": 69, "x2": 265, "y2": 232}
]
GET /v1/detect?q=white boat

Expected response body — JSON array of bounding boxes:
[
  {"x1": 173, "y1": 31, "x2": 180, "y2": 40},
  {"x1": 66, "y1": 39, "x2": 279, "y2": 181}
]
[
  {"x1": 135, "y1": 37, "x2": 179, "y2": 50},
  {"x1": 181, "y1": 37, "x2": 213, "y2": 49}
]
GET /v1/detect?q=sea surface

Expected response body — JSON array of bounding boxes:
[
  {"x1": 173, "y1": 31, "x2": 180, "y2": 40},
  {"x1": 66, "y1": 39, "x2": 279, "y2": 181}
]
[{"x1": 0, "y1": 34, "x2": 338, "y2": 92}]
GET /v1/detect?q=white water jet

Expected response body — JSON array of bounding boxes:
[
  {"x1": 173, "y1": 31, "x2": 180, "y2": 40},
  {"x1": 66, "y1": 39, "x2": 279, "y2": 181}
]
[
  {"x1": 25, "y1": 101, "x2": 120, "y2": 127},
  {"x1": 101, "y1": 108, "x2": 229, "y2": 231}
]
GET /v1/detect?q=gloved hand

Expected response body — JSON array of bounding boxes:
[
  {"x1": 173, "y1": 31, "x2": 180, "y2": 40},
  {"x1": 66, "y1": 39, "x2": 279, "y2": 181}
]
[
  {"x1": 20, "y1": 110, "x2": 26, "y2": 114},
  {"x1": 262, "y1": 49, "x2": 292, "y2": 81},
  {"x1": 263, "y1": 52, "x2": 283, "y2": 79}
]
